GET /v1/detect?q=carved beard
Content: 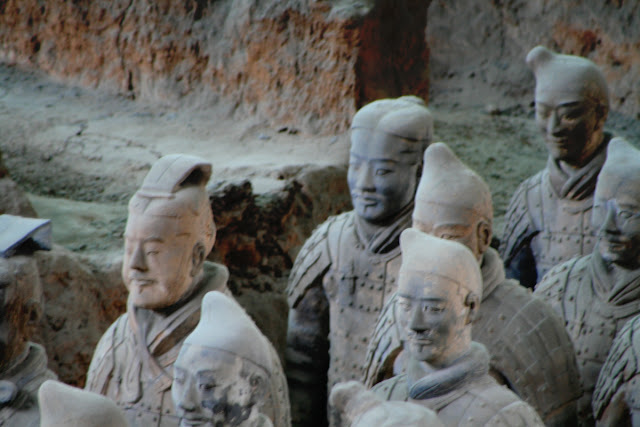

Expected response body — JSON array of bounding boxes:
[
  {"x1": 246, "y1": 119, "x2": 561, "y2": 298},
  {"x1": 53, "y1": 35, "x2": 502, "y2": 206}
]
[{"x1": 203, "y1": 393, "x2": 254, "y2": 427}]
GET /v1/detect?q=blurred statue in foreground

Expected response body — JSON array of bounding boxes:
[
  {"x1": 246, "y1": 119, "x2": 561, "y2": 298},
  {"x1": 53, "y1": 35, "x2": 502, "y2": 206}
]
[
  {"x1": 286, "y1": 96, "x2": 433, "y2": 425},
  {"x1": 39, "y1": 380, "x2": 129, "y2": 427},
  {"x1": 85, "y1": 154, "x2": 230, "y2": 426},
  {"x1": 172, "y1": 291, "x2": 290, "y2": 427},
  {"x1": 593, "y1": 315, "x2": 640, "y2": 426},
  {"x1": 501, "y1": 45, "x2": 620, "y2": 287},
  {"x1": 372, "y1": 229, "x2": 544, "y2": 426},
  {"x1": 535, "y1": 138, "x2": 640, "y2": 421},
  {"x1": 329, "y1": 381, "x2": 442, "y2": 427},
  {"x1": 364, "y1": 143, "x2": 580, "y2": 425},
  {"x1": 0, "y1": 251, "x2": 56, "y2": 426}
]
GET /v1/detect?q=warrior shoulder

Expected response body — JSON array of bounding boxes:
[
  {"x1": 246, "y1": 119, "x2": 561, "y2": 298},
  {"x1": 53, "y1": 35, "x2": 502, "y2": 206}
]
[
  {"x1": 85, "y1": 314, "x2": 129, "y2": 392},
  {"x1": 286, "y1": 212, "x2": 351, "y2": 307},
  {"x1": 593, "y1": 315, "x2": 640, "y2": 419},
  {"x1": 534, "y1": 256, "x2": 582, "y2": 302},
  {"x1": 500, "y1": 172, "x2": 544, "y2": 260},
  {"x1": 362, "y1": 293, "x2": 403, "y2": 387}
]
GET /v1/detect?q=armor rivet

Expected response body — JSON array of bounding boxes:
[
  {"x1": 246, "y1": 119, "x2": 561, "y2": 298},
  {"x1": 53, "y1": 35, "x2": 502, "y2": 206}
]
[
  {"x1": 569, "y1": 295, "x2": 574, "y2": 301},
  {"x1": 341, "y1": 275, "x2": 346, "y2": 280},
  {"x1": 349, "y1": 302, "x2": 354, "y2": 307},
  {"x1": 359, "y1": 304, "x2": 363, "y2": 309},
  {"x1": 369, "y1": 285, "x2": 374, "y2": 290},
  {"x1": 364, "y1": 272, "x2": 369, "y2": 277},
  {"x1": 360, "y1": 282, "x2": 365, "y2": 287},
  {"x1": 378, "y1": 274, "x2": 384, "y2": 279},
  {"x1": 499, "y1": 314, "x2": 506, "y2": 321}
]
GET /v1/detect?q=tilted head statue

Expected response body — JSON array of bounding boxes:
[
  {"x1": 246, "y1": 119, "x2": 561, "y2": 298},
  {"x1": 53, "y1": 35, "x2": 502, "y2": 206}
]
[
  {"x1": 592, "y1": 139, "x2": 640, "y2": 270},
  {"x1": 123, "y1": 154, "x2": 216, "y2": 310},
  {"x1": 39, "y1": 380, "x2": 129, "y2": 427},
  {"x1": 348, "y1": 96, "x2": 433, "y2": 224},
  {"x1": 0, "y1": 256, "x2": 43, "y2": 371},
  {"x1": 396, "y1": 229, "x2": 482, "y2": 368},
  {"x1": 329, "y1": 381, "x2": 443, "y2": 427},
  {"x1": 527, "y1": 46, "x2": 609, "y2": 167},
  {"x1": 412, "y1": 142, "x2": 493, "y2": 261},
  {"x1": 172, "y1": 291, "x2": 273, "y2": 427}
]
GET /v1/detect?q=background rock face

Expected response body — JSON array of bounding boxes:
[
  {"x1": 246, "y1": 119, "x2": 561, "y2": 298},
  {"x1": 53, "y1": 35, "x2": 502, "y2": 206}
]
[
  {"x1": 0, "y1": 0, "x2": 430, "y2": 133},
  {"x1": 427, "y1": 0, "x2": 640, "y2": 116}
]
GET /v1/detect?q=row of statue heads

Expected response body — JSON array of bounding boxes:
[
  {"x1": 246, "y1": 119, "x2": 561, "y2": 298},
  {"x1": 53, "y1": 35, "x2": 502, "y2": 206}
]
[{"x1": 1, "y1": 44, "x2": 639, "y2": 426}]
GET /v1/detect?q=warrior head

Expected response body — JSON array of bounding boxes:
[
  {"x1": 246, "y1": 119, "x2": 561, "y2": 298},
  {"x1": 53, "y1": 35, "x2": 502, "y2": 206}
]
[
  {"x1": 172, "y1": 291, "x2": 272, "y2": 427},
  {"x1": 39, "y1": 380, "x2": 129, "y2": 427},
  {"x1": 348, "y1": 96, "x2": 433, "y2": 225},
  {"x1": 122, "y1": 154, "x2": 215, "y2": 311},
  {"x1": 527, "y1": 46, "x2": 609, "y2": 167},
  {"x1": 593, "y1": 139, "x2": 640, "y2": 270},
  {"x1": 396, "y1": 229, "x2": 482, "y2": 368},
  {"x1": 0, "y1": 256, "x2": 43, "y2": 371},
  {"x1": 412, "y1": 142, "x2": 492, "y2": 261}
]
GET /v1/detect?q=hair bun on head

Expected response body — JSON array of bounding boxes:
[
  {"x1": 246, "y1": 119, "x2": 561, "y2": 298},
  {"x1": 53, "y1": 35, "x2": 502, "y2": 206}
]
[{"x1": 526, "y1": 45, "x2": 555, "y2": 72}]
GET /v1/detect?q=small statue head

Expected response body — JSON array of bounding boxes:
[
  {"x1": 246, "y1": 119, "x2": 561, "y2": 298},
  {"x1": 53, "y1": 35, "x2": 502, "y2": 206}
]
[
  {"x1": 593, "y1": 139, "x2": 640, "y2": 269},
  {"x1": 0, "y1": 256, "x2": 43, "y2": 371},
  {"x1": 329, "y1": 381, "x2": 443, "y2": 427},
  {"x1": 123, "y1": 154, "x2": 215, "y2": 311},
  {"x1": 348, "y1": 96, "x2": 433, "y2": 224},
  {"x1": 396, "y1": 229, "x2": 482, "y2": 368},
  {"x1": 172, "y1": 291, "x2": 272, "y2": 427},
  {"x1": 412, "y1": 142, "x2": 492, "y2": 261},
  {"x1": 527, "y1": 46, "x2": 609, "y2": 167},
  {"x1": 39, "y1": 380, "x2": 129, "y2": 427}
]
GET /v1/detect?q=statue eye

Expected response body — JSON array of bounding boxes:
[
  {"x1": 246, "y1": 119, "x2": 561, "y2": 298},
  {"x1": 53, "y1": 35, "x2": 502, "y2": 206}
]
[
  {"x1": 199, "y1": 382, "x2": 216, "y2": 392},
  {"x1": 398, "y1": 299, "x2": 411, "y2": 312},
  {"x1": 375, "y1": 169, "x2": 392, "y2": 176}
]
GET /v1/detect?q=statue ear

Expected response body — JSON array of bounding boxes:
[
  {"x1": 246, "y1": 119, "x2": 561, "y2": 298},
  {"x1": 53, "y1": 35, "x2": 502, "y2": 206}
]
[
  {"x1": 464, "y1": 292, "x2": 480, "y2": 324},
  {"x1": 476, "y1": 220, "x2": 492, "y2": 257},
  {"x1": 594, "y1": 103, "x2": 608, "y2": 132},
  {"x1": 190, "y1": 242, "x2": 206, "y2": 277},
  {"x1": 249, "y1": 374, "x2": 268, "y2": 402}
]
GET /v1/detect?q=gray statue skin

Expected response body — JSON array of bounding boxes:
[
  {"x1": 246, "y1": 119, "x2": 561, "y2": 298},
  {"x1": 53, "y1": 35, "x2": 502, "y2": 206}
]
[
  {"x1": 0, "y1": 255, "x2": 57, "y2": 426},
  {"x1": 172, "y1": 291, "x2": 290, "y2": 427},
  {"x1": 535, "y1": 138, "x2": 640, "y2": 423},
  {"x1": 593, "y1": 315, "x2": 640, "y2": 426},
  {"x1": 500, "y1": 45, "x2": 624, "y2": 288},
  {"x1": 364, "y1": 143, "x2": 581, "y2": 425},
  {"x1": 371, "y1": 229, "x2": 545, "y2": 426},
  {"x1": 285, "y1": 97, "x2": 433, "y2": 426},
  {"x1": 85, "y1": 154, "x2": 231, "y2": 427}
]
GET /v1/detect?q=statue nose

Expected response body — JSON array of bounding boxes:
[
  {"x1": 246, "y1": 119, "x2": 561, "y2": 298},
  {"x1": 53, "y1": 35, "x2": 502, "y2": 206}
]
[
  {"x1": 355, "y1": 164, "x2": 375, "y2": 190},
  {"x1": 548, "y1": 110, "x2": 563, "y2": 135},
  {"x1": 409, "y1": 306, "x2": 428, "y2": 332}
]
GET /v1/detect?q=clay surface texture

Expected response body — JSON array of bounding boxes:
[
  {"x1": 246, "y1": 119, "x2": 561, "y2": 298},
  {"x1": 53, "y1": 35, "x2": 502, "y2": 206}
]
[
  {"x1": 0, "y1": 247, "x2": 57, "y2": 427},
  {"x1": 364, "y1": 143, "x2": 580, "y2": 425},
  {"x1": 85, "y1": 154, "x2": 231, "y2": 426},
  {"x1": 372, "y1": 229, "x2": 544, "y2": 425},
  {"x1": 501, "y1": 46, "x2": 613, "y2": 288},
  {"x1": 173, "y1": 291, "x2": 289, "y2": 427},
  {"x1": 285, "y1": 97, "x2": 432, "y2": 425},
  {"x1": 535, "y1": 138, "x2": 640, "y2": 422}
]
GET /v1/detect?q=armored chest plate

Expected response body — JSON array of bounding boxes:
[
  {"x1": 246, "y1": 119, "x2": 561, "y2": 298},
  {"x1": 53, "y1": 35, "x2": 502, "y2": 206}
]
[
  {"x1": 529, "y1": 184, "x2": 596, "y2": 280},
  {"x1": 324, "y1": 249, "x2": 401, "y2": 387}
]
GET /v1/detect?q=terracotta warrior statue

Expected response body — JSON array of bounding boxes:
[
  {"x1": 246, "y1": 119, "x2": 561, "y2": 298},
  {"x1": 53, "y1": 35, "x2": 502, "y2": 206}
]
[
  {"x1": 364, "y1": 142, "x2": 580, "y2": 425},
  {"x1": 371, "y1": 229, "x2": 544, "y2": 425},
  {"x1": 535, "y1": 138, "x2": 640, "y2": 422},
  {"x1": 85, "y1": 154, "x2": 230, "y2": 426},
  {"x1": 329, "y1": 381, "x2": 443, "y2": 427},
  {"x1": 0, "y1": 254, "x2": 57, "y2": 426},
  {"x1": 172, "y1": 291, "x2": 290, "y2": 427},
  {"x1": 39, "y1": 380, "x2": 129, "y2": 427},
  {"x1": 501, "y1": 45, "x2": 622, "y2": 288},
  {"x1": 593, "y1": 314, "x2": 640, "y2": 426},
  {"x1": 286, "y1": 96, "x2": 433, "y2": 424}
]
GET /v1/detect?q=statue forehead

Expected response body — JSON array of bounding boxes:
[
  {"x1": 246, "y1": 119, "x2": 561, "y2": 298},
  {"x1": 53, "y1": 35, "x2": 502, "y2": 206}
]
[
  {"x1": 398, "y1": 271, "x2": 462, "y2": 300},
  {"x1": 125, "y1": 208, "x2": 195, "y2": 238},
  {"x1": 178, "y1": 344, "x2": 242, "y2": 370},
  {"x1": 350, "y1": 129, "x2": 421, "y2": 163}
]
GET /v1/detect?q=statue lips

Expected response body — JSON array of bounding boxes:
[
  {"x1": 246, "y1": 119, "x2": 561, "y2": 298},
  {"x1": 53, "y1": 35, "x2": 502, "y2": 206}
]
[
  {"x1": 179, "y1": 415, "x2": 209, "y2": 427},
  {"x1": 128, "y1": 274, "x2": 156, "y2": 289}
]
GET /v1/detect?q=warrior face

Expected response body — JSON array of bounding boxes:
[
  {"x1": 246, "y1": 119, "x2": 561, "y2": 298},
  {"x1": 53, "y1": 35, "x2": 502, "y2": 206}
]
[
  {"x1": 172, "y1": 344, "x2": 266, "y2": 427},
  {"x1": 413, "y1": 204, "x2": 490, "y2": 262},
  {"x1": 535, "y1": 92, "x2": 605, "y2": 167},
  {"x1": 123, "y1": 210, "x2": 205, "y2": 310},
  {"x1": 593, "y1": 188, "x2": 640, "y2": 270},
  {"x1": 348, "y1": 129, "x2": 420, "y2": 224},
  {"x1": 396, "y1": 273, "x2": 473, "y2": 368}
]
